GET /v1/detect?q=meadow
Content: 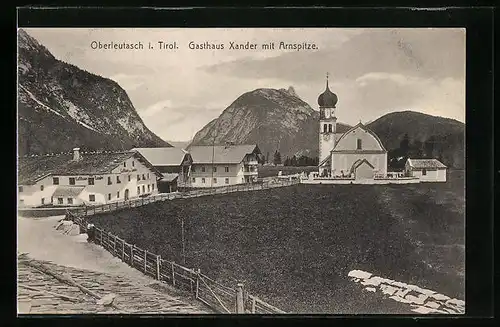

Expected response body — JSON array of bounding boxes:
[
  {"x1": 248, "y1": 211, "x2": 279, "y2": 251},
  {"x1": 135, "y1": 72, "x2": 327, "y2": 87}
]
[{"x1": 89, "y1": 170, "x2": 465, "y2": 314}]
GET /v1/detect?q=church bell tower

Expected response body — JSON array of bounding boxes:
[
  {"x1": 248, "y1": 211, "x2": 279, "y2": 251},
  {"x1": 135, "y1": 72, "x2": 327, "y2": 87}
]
[{"x1": 318, "y1": 73, "x2": 338, "y2": 163}]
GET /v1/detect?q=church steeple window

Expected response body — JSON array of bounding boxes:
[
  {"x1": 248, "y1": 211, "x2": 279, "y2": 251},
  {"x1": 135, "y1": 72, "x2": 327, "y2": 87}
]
[
  {"x1": 328, "y1": 124, "x2": 332, "y2": 133},
  {"x1": 323, "y1": 124, "x2": 327, "y2": 133}
]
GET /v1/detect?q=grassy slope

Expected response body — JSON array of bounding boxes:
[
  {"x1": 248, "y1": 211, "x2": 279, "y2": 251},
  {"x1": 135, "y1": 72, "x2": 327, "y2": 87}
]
[{"x1": 90, "y1": 170, "x2": 464, "y2": 314}]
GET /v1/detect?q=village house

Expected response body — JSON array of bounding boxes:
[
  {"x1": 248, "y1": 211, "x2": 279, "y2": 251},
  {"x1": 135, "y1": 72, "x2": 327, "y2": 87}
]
[
  {"x1": 17, "y1": 148, "x2": 162, "y2": 208},
  {"x1": 131, "y1": 147, "x2": 192, "y2": 193},
  {"x1": 186, "y1": 144, "x2": 261, "y2": 188},
  {"x1": 404, "y1": 158, "x2": 447, "y2": 182}
]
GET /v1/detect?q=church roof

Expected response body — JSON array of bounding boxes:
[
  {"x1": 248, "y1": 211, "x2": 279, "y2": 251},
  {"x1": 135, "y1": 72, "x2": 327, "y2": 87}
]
[
  {"x1": 333, "y1": 122, "x2": 387, "y2": 152},
  {"x1": 131, "y1": 147, "x2": 189, "y2": 166},
  {"x1": 317, "y1": 77, "x2": 338, "y2": 108}
]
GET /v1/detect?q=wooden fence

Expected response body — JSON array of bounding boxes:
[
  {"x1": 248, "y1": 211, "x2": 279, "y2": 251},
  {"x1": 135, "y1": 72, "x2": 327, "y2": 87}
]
[
  {"x1": 65, "y1": 181, "x2": 291, "y2": 314},
  {"x1": 71, "y1": 179, "x2": 299, "y2": 217}
]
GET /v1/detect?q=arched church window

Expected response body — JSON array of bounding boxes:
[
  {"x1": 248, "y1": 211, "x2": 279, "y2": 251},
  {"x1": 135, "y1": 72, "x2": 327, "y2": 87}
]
[
  {"x1": 323, "y1": 124, "x2": 327, "y2": 133},
  {"x1": 328, "y1": 124, "x2": 332, "y2": 133}
]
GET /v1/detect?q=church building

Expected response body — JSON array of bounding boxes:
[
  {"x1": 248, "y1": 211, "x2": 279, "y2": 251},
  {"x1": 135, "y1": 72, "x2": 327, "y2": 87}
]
[{"x1": 317, "y1": 75, "x2": 388, "y2": 179}]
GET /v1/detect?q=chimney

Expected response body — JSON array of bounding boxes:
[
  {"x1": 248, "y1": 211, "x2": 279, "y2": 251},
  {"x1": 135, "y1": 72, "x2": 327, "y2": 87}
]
[{"x1": 73, "y1": 147, "x2": 81, "y2": 161}]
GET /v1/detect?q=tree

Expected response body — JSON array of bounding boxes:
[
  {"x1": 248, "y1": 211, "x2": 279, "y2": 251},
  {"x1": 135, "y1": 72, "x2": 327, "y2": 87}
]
[
  {"x1": 273, "y1": 150, "x2": 282, "y2": 165},
  {"x1": 400, "y1": 133, "x2": 410, "y2": 156},
  {"x1": 424, "y1": 136, "x2": 436, "y2": 158},
  {"x1": 284, "y1": 156, "x2": 291, "y2": 166}
]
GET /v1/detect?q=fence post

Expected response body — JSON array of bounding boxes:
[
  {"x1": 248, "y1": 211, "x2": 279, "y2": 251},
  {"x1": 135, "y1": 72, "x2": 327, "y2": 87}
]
[
  {"x1": 93, "y1": 206, "x2": 96, "y2": 215},
  {"x1": 99, "y1": 229, "x2": 103, "y2": 245},
  {"x1": 144, "y1": 249, "x2": 147, "y2": 273},
  {"x1": 156, "y1": 255, "x2": 161, "y2": 281},
  {"x1": 171, "y1": 262, "x2": 176, "y2": 287},
  {"x1": 131, "y1": 245, "x2": 134, "y2": 266},
  {"x1": 236, "y1": 283, "x2": 245, "y2": 313},
  {"x1": 113, "y1": 235, "x2": 117, "y2": 254},
  {"x1": 121, "y1": 239, "x2": 125, "y2": 261},
  {"x1": 142, "y1": 198, "x2": 144, "y2": 206},
  {"x1": 251, "y1": 296, "x2": 256, "y2": 313},
  {"x1": 195, "y1": 268, "x2": 200, "y2": 299}
]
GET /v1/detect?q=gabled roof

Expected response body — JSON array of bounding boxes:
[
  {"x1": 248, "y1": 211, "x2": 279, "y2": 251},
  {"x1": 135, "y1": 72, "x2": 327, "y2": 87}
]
[
  {"x1": 407, "y1": 158, "x2": 447, "y2": 169},
  {"x1": 131, "y1": 147, "x2": 189, "y2": 166},
  {"x1": 333, "y1": 122, "x2": 387, "y2": 152},
  {"x1": 18, "y1": 151, "x2": 162, "y2": 185},
  {"x1": 350, "y1": 158, "x2": 375, "y2": 174},
  {"x1": 187, "y1": 144, "x2": 260, "y2": 164},
  {"x1": 160, "y1": 173, "x2": 179, "y2": 182}
]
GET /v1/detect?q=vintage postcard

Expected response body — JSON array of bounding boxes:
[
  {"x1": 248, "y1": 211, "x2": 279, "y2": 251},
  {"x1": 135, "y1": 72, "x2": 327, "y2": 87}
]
[{"x1": 17, "y1": 26, "x2": 465, "y2": 315}]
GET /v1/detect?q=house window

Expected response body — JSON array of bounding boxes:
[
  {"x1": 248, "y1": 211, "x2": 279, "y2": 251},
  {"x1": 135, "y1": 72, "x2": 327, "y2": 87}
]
[
  {"x1": 132, "y1": 160, "x2": 135, "y2": 167},
  {"x1": 202, "y1": 166, "x2": 206, "y2": 172},
  {"x1": 89, "y1": 194, "x2": 95, "y2": 202},
  {"x1": 40, "y1": 185, "x2": 44, "y2": 191},
  {"x1": 147, "y1": 173, "x2": 150, "y2": 180},
  {"x1": 18, "y1": 186, "x2": 23, "y2": 193},
  {"x1": 202, "y1": 178, "x2": 206, "y2": 184},
  {"x1": 225, "y1": 178, "x2": 229, "y2": 184},
  {"x1": 117, "y1": 176, "x2": 121, "y2": 184},
  {"x1": 108, "y1": 193, "x2": 111, "y2": 201},
  {"x1": 357, "y1": 139, "x2": 362, "y2": 150},
  {"x1": 328, "y1": 124, "x2": 332, "y2": 133},
  {"x1": 192, "y1": 166, "x2": 196, "y2": 172},
  {"x1": 142, "y1": 185, "x2": 145, "y2": 193},
  {"x1": 57, "y1": 198, "x2": 63, "y2": 205},
  {"x1": 213, "y1": 166, "x2": 217, "y2": 173},
  {"x1": 225, "y1": 167, "x2": 229, "y2": 172},
  {"x1": 213, "y1": 178, "x2": 217, "y2": 184},
  {"x1": 137, "y1": 186, "x2": 140, "y2": 194},
  {"x1": 108, "y1": 177, "x2": 112, "y2": 185},
  {"x1": 69, "y1": 177, "x2": 75, "y2": 185},
  {"x1": 152, "y1": 184, "x2": 155, "y2": 190},
  {"x1": 147, "y1": 185, "x2": 150, "y2": 192},
  {"x1": 123, "y1": 162, "x2": 126, "y2": 167},
  {"x1": 41, "y1": 198, "x2": 45, "y2": 205},
  {"x1": 142, "y1": 174, "x2": 145, "y2": 180},
  {"x1": 192, "y1": 178, "x2": 196, "y2": 183},
  {"x1": 88, "y1": 177, "x2": 95, "y2": 185},
  {"x1": 137, "y1": 174, "x2": 140, "y2": 181},
  {"x1": 422, "y1": 169, "x2": 427, "y2": 176},
  {"x1": 67, "y1": 197, "x2": 73, "y2": 205},
  {"x1": 128, "y1": 175, "x2": 131, "y2": 182},
  {"x1": 53, "y1": 177, "x2": 59, "y2": 185},
  {"x1": 117, "y1": 191, "x2": 120, "y2": 199}
]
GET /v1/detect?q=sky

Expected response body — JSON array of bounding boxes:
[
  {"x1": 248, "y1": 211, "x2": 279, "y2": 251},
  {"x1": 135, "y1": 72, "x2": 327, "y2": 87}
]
[{"x1": 23, "y1": 28, "x2": 465, "y2": 142}]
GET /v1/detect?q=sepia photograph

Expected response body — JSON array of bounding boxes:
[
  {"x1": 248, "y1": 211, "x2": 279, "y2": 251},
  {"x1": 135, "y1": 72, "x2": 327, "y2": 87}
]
[{"x1": 17, "y1": 26, "x2": 465, "y2": 315}]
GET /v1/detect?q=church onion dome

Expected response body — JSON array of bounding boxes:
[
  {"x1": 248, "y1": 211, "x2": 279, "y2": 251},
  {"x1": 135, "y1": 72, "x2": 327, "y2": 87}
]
[{"x1": 318, "y1": 78, "x2": 338, "y2": 108}]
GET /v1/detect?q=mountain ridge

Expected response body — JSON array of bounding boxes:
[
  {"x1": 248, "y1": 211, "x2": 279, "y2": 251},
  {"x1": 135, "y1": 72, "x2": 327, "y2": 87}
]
[{"x1": 17, "y1": 29, "x2": 170, "y2": 156}]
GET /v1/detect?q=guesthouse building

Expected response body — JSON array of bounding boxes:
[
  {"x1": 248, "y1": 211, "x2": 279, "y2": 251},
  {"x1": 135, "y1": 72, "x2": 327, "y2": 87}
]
[
  {"x1": 18, "y1": 148, "x2": 162, "y2": 208},
  {"x1": 404, "y1": 158, "x2": 447, "y2": 182},
  {"x1": 132, "y1": 147, "x2": 193, "y2": 192},
  {"x1": 186, "y1": 144, "x2": 261, "y2": 188}
]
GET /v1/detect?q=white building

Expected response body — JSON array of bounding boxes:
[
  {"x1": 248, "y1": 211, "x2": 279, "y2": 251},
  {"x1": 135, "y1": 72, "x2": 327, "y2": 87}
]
[
  {"x1": 405, "y1": 158, "x2": 447, "y2": 182},
  {"x1": 18, "y1": 148, "x2": 162, "y2": 208},
  {"x1": 317, "y1": 76, "x2": 388, "y2": 179},
  {"x1": 186, "y1": 144, "x2": 261, "y2": 188}
]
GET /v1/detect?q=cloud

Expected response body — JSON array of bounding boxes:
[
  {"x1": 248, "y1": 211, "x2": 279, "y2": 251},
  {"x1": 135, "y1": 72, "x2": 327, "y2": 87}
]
[{"x1": 22, "y1": 28, "x2": 465, "y2": 141}]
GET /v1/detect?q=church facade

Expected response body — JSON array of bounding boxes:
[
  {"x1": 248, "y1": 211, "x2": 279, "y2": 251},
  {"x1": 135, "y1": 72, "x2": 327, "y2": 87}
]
[{"x1": 317, "y1": 76, "x2": 388, "y2": 179}]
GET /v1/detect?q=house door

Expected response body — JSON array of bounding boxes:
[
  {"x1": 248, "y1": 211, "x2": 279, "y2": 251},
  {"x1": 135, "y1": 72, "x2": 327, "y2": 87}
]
[{"x1": 124, "y1": 189, "x2": 129, "y2": 200}]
